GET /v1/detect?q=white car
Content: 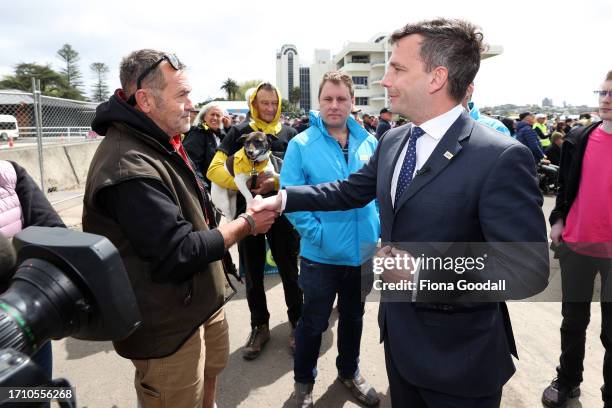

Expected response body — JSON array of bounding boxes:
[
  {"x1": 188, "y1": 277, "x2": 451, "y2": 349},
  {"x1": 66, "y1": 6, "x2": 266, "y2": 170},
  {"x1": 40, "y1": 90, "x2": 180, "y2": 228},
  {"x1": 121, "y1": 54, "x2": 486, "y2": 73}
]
[{"x1": 0, "y1": 114, "x2": 19, "y2": 141}]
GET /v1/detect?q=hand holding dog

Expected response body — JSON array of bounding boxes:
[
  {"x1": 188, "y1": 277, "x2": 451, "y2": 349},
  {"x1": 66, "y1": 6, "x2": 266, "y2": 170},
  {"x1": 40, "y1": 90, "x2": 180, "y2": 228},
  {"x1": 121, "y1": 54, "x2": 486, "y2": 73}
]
[
  {"x1": 245, "y1": 195, "x2": 278, "y2": 235},
  {"x1": 251, "y1": 173, "x2": 277, "y2": 195}
]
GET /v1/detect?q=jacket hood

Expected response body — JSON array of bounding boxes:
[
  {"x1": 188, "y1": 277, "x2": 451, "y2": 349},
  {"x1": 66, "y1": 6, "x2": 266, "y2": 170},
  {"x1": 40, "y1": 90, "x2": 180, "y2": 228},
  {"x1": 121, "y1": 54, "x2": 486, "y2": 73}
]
[
  {"x1": 248, "y1": 83, "x2": 282, "y2": 135},
  {"x1": 91, "y1": 89, "x2": 172, "y2": 148},
  {"x1": 308, "y1": 110, "x2": 368, "y2": 141},
  {"x1": 467, "y1": 101, "x2": 480, "y2": 120}
]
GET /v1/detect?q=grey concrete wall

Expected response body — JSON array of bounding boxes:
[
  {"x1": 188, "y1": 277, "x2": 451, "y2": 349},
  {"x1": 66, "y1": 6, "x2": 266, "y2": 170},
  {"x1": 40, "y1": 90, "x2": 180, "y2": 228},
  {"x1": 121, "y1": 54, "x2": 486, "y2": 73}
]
[{"x1": 0, "y1": 141, "x2": 101, "y2": 191}]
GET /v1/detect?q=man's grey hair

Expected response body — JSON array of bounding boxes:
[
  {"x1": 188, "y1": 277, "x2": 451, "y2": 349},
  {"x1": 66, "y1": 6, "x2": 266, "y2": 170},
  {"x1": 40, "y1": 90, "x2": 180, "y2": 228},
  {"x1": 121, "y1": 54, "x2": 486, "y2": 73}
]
[
  {"x1": 390, "y1": 18, "x2": 486, "y2": 102},
  {"x1": 119, "y1": 49, "x2": 185, "y2": 96}
]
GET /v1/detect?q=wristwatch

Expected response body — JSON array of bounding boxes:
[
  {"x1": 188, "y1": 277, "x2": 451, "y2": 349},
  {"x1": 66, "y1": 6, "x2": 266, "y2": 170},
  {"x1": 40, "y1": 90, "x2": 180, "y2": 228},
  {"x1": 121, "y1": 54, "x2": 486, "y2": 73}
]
[{"x1": 238, "y1": 213, "x2": 256, "y2": 234}]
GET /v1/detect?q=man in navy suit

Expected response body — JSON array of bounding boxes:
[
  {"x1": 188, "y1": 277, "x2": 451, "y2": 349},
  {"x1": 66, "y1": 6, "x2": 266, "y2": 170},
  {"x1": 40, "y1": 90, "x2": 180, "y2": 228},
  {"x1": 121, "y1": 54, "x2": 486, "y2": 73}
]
[{"x1": 254, "y1": 18, "x2": 549, "y2": 407}]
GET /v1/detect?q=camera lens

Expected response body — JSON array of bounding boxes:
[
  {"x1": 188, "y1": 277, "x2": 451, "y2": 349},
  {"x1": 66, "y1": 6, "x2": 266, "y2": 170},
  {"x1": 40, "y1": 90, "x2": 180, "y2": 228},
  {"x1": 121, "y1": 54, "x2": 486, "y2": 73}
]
[{"x1": 0, "y1": 259, "x2": 85, "y2": 355}]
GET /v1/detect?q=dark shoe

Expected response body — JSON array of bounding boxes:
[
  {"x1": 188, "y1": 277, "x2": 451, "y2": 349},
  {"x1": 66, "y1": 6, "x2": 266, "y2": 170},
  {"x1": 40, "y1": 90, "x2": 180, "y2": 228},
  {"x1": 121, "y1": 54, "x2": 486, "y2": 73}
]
[
  {"x1": 542, "y1": 378, "x2": 580, "y2": 407},
  {"x1": 289, "y1": 328, "x2": 296, "y2": 355},
  {"x1": 338, "y1": 373, "x2": 380, "y2": 407},
  {"x1": 242, "y1": 324, "x2": 270, "y2": 361},
  {"x1": 293, "y1": 382, "x2": 314, "y2": 408}
]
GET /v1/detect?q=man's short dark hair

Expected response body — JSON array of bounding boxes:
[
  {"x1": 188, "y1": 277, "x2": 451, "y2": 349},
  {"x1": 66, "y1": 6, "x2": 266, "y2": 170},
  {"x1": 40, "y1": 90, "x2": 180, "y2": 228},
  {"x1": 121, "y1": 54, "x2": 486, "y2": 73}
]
[
  {"x1": 257, "y1": 83, "x2": 276, "y2": 93},
  {"x1": 607, "y1": 70, "x2": 612, "y2": 81},
  {"x1": 253, "y1": 83, "x2": 278, "y2": 102},
  {"x1": 519, "y1": 112, "x2": 532, "y2": 121},
  {"x1": 579, "y1": 113, "x2": 591, "y2": 120},
  {"x1": 389, "y1": 18, "x2": 486, "y2": 102},
  {"x1": 120, "y1": 49, "x2": 184, "y2": 96}
]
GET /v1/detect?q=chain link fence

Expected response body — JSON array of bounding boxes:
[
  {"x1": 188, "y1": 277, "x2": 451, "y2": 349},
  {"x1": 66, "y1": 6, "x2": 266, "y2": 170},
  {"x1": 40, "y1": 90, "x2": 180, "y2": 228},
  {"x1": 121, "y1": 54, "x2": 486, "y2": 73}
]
[
  {"x1": 0, "y1": 87, "x2": 102, "y2": 193},
  {"x1": 0, "y1": 89, "x2": 100, "y2": 143}
]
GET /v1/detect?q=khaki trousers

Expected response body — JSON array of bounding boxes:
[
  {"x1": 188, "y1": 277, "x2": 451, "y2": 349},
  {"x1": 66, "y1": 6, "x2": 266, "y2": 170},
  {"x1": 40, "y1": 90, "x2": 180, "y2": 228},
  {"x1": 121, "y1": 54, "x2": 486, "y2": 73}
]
[{"x1": 131, "y1": 309, "x2": 229, "y2": 408}]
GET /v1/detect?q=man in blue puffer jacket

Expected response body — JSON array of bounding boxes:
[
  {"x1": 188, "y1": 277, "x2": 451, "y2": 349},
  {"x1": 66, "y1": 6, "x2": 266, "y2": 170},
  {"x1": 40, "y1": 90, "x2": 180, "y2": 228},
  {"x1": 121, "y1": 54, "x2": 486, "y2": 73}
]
[
  {"x1": 281, "y1": 71, "x2": 381, "y2": 408},
  {"x1": 516, "y1": 112, "x2": 546, "y2": 163}
]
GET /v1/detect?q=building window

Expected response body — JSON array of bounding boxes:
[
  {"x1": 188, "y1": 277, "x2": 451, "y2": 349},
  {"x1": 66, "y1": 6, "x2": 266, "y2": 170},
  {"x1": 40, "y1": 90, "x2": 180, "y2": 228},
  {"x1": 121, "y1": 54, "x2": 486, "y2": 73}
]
[
  {"x1": 287, "y1": 52, "x2": 294, "y2": 92},
  {"x1": 351, "y1": 55, "x2": 370, "y2": 63},
  {"x1": 352, "y1": 76, "x2": 368, "y2": 89},
  {"x1": 355, "y1": 97, "x2": 369, "y2": 106},
  {"x1": 299, "y1": 67, "x2": 310, "y2": 112}
]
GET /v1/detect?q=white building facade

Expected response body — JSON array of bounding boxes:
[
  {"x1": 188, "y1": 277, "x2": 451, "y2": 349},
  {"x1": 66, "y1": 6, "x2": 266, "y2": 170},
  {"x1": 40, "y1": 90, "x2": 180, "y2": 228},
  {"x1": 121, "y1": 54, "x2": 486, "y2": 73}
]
[
  {"x1": 276, "y1": 38, "x2": 503, "y2": 116},
  {"x1": 275, "y1": 44, "x2": 300, "y2": 102}
]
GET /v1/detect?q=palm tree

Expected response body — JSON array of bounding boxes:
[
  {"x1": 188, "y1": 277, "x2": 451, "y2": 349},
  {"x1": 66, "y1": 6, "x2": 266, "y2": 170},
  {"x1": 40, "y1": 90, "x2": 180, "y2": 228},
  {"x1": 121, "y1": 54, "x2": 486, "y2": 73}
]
[{"x1": 220, "y1": 78, "x2": 239, "y2": 101}]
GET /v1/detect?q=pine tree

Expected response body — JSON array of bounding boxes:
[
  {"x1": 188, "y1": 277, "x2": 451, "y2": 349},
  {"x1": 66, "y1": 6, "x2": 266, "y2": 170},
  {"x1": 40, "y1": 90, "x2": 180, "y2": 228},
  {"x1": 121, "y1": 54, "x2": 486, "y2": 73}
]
[
  {"x1": 57, "y1": 44, "x2": 85, "y2": 100},
  {"x1": 90, "y1": 62, "x2": 110, "y2": 102}
]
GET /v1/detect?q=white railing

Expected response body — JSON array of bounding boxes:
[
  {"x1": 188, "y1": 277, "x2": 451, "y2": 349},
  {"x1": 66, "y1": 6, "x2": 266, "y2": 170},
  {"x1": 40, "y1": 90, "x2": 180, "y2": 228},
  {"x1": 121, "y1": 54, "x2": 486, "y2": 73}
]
[{"x1": 18, "y1": 126, "x2": 99, "y2": 141}]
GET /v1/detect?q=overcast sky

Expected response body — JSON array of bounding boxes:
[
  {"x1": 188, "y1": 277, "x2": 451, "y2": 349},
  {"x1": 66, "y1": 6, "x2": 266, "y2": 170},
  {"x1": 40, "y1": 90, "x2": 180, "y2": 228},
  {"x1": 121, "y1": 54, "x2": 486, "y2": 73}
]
[{"x1": 2, "y1": 0, "x2": 611, "y2": 108}]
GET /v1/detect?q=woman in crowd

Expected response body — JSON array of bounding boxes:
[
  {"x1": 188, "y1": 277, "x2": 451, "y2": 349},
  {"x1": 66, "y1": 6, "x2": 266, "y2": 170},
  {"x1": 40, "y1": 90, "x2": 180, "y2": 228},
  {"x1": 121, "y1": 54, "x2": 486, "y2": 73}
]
[
  {"x1": 183, "y1": 104, "x2": 231, "y2": 190},
  {"x1": 0, "y1": 160, "x2": 66, "y2": 386}
]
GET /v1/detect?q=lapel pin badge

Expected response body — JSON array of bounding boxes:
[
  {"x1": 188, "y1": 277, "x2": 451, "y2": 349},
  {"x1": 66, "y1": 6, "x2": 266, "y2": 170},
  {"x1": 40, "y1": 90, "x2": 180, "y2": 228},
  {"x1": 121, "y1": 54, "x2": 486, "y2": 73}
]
[{"x1": 443, "y1": 151, "x2": 454, "y2": 160}]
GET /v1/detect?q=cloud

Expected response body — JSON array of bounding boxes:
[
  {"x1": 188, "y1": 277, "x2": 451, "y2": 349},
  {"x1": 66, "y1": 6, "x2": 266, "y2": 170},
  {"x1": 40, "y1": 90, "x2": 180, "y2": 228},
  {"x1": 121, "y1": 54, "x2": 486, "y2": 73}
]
[{"x1": 2, "y1": 0, "x2": 611, "y2": 106}]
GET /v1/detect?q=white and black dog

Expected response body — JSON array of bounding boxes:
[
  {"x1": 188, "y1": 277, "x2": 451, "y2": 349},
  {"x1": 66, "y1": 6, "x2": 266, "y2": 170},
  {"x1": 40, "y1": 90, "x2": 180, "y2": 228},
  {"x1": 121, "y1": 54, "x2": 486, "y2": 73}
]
[{"x1": 211, "y1": 131, "x2": 278, "y2": 220}]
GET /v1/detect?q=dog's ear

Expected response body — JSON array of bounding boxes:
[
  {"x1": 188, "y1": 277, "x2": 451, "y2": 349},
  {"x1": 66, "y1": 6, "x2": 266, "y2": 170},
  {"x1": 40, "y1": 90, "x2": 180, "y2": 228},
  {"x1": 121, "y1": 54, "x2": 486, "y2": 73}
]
[{"x1": 238, "y1": 134, "x2": 249, "y2": 144}]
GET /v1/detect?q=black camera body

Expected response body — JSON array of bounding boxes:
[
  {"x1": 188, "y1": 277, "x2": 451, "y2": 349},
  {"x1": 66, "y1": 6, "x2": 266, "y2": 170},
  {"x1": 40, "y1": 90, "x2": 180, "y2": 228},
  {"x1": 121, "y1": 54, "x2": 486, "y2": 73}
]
[{"x1": 0, "y1": 227, "x2": 142, "y2": 406}]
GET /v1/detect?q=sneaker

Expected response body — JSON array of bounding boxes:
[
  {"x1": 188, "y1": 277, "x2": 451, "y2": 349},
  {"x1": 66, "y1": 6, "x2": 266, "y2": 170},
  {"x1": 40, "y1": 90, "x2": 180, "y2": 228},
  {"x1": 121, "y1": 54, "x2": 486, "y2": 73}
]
[
  {"x1": 542, "y1": 377, "x2": 580, "y2": 407},
  {"x1": 338, "y1": 373, "x2": 380, "y2": 407},
  {"x1": 242, "y1": 324, "x2": 270, "y2": 361},
  {"x1": 289, "y1": 328, "x2": 296, "y2": 355},
  {"x1": 293, "y1": 382, "x2": 314, "y2": 408}
]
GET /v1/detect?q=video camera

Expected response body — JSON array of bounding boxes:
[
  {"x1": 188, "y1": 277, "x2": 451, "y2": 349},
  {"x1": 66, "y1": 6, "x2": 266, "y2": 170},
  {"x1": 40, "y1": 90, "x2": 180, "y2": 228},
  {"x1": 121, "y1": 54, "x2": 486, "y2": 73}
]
[{"x1": 0, "y1": 227, "x2": 142, "y2": 407}]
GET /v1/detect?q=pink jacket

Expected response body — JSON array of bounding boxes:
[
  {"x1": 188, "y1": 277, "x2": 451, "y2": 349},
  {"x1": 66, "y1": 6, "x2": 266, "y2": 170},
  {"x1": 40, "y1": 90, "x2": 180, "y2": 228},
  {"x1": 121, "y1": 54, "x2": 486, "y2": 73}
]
[{"x1": 0, "y1": 161, "x2": 23, "y2": 238}]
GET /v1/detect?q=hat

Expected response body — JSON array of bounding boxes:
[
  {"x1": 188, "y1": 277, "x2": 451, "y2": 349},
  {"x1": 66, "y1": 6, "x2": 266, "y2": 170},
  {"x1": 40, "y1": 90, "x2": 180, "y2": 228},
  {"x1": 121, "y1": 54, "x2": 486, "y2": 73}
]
[
  {"x1": 351, "y1": 107, "x2": 362, "y2": 114},
  {"x1": 380, "y1": 108, "x2": 391, "y2": 115},
  {"x1": 535, "y1": 113, "x2": 547, "y2": 119},
  {"x1": 519, "y1": 112, "x2": 532, "y2": 121}
]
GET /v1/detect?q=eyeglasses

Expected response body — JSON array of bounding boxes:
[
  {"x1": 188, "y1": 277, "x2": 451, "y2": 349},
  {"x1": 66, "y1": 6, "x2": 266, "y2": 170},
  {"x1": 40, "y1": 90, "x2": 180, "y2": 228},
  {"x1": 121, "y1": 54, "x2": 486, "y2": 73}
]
[
  {"x1": 127, "y1": 54, "x2": 181, "y2": 105},
  {"x1": 593, "y1": 90, "x2": 612, "y2": 98}
]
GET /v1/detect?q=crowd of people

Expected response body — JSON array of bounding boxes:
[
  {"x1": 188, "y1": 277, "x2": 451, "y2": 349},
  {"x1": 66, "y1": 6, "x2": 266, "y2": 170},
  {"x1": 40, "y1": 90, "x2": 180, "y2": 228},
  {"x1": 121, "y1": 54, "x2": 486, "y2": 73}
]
[{"x1": 1, "y1": 16, "x2": 609, "y2": 408}]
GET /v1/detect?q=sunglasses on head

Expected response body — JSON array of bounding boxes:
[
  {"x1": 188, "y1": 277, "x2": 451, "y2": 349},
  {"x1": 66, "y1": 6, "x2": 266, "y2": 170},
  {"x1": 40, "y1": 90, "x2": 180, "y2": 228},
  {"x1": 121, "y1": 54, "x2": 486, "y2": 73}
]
[
  {"x1": 594, "y1": 90, "x2": 612, "y2": 98},
  {"x1": 127, "y1": 54, "x2": 181, "y2": 106}
]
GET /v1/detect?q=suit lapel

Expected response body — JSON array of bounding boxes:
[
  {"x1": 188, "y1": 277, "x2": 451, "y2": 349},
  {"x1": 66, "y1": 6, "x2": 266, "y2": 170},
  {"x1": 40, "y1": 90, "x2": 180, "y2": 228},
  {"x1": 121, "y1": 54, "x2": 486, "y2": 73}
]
[{"x1": 394, "y1": 112, "x2": 474, "y2": 214}]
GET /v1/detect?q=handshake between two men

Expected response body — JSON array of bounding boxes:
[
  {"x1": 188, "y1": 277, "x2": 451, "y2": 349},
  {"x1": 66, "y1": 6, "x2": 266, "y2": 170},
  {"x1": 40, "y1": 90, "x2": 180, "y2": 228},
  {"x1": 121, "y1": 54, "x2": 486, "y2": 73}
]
[
  {"x1": 245, "y1": 193, "x2": 416, "y2": 286},
  {"x1": 242, "y1": 193, "x2": 283, "y2": 235}
]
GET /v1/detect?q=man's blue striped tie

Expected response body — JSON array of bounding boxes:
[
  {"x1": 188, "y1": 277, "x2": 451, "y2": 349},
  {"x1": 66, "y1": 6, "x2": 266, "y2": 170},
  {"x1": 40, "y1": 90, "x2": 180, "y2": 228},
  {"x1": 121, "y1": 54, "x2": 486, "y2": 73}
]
[{"x1": 394, "y1": 126, "x2": 425, "y2": 204}]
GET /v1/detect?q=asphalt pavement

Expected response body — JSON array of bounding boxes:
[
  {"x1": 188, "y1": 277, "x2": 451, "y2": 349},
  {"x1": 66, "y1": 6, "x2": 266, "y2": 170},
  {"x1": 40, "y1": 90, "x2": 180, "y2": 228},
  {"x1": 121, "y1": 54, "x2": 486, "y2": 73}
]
[{"x1": 44, "y1": 193, "x2": 605, "y2": 408}]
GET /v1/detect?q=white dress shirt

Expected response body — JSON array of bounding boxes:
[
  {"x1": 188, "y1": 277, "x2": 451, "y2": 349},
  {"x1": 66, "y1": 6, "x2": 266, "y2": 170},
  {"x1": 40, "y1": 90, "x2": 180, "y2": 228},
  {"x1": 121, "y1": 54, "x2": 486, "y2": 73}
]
[{"x1": 390, "y1": 104, "x2": 464, "y2": 207}]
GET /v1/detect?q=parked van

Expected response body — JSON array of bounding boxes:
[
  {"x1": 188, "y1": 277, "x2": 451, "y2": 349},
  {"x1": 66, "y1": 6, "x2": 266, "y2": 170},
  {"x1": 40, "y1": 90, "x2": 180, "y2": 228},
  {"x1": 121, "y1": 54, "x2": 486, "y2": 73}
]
[{"x1": 0, "y1": 115, "x2": 19, "y2": 141}]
